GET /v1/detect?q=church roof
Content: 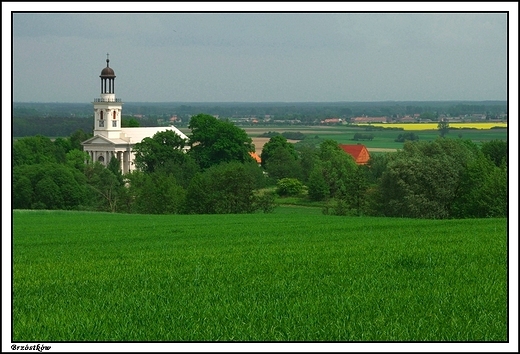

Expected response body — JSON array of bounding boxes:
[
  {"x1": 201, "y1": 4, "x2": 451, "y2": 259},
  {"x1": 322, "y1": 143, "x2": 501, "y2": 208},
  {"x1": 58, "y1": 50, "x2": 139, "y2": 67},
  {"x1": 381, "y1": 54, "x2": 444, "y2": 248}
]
[
  {"x1": 82, "y1": 126, "x2": 189, "y2": 147},
  {"x1": 121, "y1": 126, "x2": 189, "y2": 143},
  {"x1": 100, "y1": 58, "x2": 115, "y2": 77},
  {"x1": 81, "y1": 135, "x2": 129, "y2": 146}
]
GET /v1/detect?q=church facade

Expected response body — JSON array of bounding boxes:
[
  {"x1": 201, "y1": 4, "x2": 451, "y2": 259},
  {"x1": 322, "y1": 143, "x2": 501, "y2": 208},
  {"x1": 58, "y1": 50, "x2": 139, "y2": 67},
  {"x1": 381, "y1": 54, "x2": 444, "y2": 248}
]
[{"x1": 82, "y1": 56, "x2": 188, "y2": 173}]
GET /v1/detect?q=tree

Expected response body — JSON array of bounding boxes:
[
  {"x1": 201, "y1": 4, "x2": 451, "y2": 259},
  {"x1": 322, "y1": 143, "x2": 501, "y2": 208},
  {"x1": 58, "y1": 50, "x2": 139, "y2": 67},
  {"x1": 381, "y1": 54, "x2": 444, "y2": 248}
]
[
  {"x1": 481, "y1": 139, "x2": 507, "y2": 167},
  {"x1": 84, "y1": 162, "x2": 125, "y2": 212},
  {"x1": 34, "y1": 176, "x2": 62, "y2": 209},
  {"x1": 121, "y1": 117, "x2": 140, "y2": 127},
  {"x1": 66, "y1": 149, "x2": 90, "y2": 171},
  {"x1": 264, "y1": 146, "x2": 303, "y2": 182},
  {"x1": 13, "y1": 135, "x2": 57, "y2": 166},
  {"x1": 260, "y1": 135, "x2": 298, "y2": 168},
  {"x1": 394, "y1": 132, "x2": 419, "y2": 143},
  {"x1": 133, "y1": 130, "x2": 188, "y2": 173},
  {"x1": 317, "y1": 140, "x2": 358, "y2": 199},
  {"x1": 377, "y1": 139, "x2": 479, "y2": 218},
  {"x1": 13, "y1": 174, "x2": 33, "y2": 209},
  {"x1": 69, "y1": 129, "x2": 92, "y2": 151},
  {"x1": 307, "y1": 166, "x2": 329, "y2": 201},
  {"x1": 437, "y1": 119, "x2": 450, "y2": 138},
  {"x1": 420, "y1": 111, "x2": 438, "y2": 121},
  {"x1": 306, "y1": 140, "x2": 359, "y2": 208},
  {"x1": 53, "y1": 137, "x2": 73, "y2": 163},
  {"x1": 13, "y1": 163, "x2": 89, "y2": 210},
  {"x1": 451, "y1": 151, "x2": 507, "y2": 218},
  {"x1": 107, "y1": 156, "x2": 124, "y2": 185},
  {"x1": 298, "y1": 145, "x2": 319, "y2": 183},
  {"x1": 188, "y1": 114, "x2": 254, "y2": 169},
  {"x1": 185, "y1": 162, "x2": 259, "y2": 214},
  {"x1": 125, "y1": 171, "x2": 186, "y2": 214}
]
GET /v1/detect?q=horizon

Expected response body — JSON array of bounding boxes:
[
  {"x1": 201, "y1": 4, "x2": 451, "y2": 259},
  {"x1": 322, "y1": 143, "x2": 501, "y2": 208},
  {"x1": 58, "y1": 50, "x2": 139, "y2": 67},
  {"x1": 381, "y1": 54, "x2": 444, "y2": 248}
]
[{"x1": 13, "y1": 99, "x2": 509, "y2": 105}]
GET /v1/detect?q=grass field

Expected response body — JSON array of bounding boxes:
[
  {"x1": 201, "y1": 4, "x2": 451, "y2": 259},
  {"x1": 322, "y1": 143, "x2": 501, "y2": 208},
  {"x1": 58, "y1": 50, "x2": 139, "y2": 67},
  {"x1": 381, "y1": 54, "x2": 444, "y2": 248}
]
[{"x1": 12, "y1": 209, "x2": 507, "y2": 342}]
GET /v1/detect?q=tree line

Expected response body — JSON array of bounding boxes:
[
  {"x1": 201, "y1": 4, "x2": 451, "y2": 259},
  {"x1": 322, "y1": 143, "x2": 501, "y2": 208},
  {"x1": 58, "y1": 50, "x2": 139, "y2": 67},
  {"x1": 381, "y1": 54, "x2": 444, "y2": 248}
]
[
  {"x1": 13, "y1": 101, "x2": 507, "y2": 137},
  {"x1": 13, "y1": 114, "x2": 507, "y2": 218}
]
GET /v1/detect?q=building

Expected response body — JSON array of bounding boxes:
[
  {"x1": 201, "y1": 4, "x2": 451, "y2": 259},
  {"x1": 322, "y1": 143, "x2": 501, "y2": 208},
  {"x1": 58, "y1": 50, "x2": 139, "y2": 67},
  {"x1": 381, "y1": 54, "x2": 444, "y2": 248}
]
[
  {"x1": 350, "y1": 116, "x2": 388, "y2": 123},
  {"x1": 82, "y1": 56, "x2": 188, "y2": 173},
  {"x1": 321, "y1": 118, "x2": 342, "y2": 124},
  {"x1": 339, "y1": 144, "x2": 370, "y2": 165}
]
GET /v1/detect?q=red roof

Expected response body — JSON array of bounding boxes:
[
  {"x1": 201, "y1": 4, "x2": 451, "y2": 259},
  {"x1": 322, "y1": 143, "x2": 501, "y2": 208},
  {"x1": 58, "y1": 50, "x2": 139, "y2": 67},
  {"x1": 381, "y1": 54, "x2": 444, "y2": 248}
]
[
  {"x1": 339, "y1": 144, "x2": 370, "y2": 165},
  {"x1": 249, "y1": 151, "x2": 261, "y2": 164}
]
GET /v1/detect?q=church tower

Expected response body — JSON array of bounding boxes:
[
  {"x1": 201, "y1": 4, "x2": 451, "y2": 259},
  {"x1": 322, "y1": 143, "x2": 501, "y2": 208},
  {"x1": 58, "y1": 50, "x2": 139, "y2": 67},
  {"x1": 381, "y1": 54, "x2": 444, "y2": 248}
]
[
  {"x1": 93, "y1": 54, "x2": 123, "y2": 139},
  {"x1": 83, "y1": 54, "x2": 189, "y2": 174}
]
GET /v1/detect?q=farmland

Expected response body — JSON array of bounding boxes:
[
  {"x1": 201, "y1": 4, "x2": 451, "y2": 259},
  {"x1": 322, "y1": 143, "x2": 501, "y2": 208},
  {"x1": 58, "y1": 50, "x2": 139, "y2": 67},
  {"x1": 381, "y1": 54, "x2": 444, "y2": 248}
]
[
  {"x1": 356, "y1": 122, "x2": 508, "y2": 131},
  {"x1": 13, "y1": 209, "x2": 507, "y2": 342},
  {"x1": 241, "y1": 124, "x2": 507, "y2": 152}
]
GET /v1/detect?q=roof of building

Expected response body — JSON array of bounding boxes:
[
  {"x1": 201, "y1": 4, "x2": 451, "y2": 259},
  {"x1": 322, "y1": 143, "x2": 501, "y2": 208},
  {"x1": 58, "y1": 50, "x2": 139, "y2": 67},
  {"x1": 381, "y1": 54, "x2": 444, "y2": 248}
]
[
  {"x1": 120, "y1": 126, "x2": 189, "y2": 144},
  {"x1": 249, "y1": 151, "x2": 261, "y2": 164},
  {"x1": 100, "y1": 58, "x2": 115, "y2": 77},
  {"x1": 339, "y1": 144, "x2": 370, "y2": 165}
]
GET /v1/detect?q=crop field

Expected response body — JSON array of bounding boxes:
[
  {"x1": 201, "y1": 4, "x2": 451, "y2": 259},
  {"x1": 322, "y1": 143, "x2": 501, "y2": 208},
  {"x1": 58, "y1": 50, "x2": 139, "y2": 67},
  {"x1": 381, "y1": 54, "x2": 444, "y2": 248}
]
[
  {"x1": 12, "y1": 210, "x2": 507, "y2": 342},
  {"x1": 356, "y1": 122, "x2": 508, "y2": 131},
  {"x1": 244, "y1": 125, "x2": 507, "y2": 152}
]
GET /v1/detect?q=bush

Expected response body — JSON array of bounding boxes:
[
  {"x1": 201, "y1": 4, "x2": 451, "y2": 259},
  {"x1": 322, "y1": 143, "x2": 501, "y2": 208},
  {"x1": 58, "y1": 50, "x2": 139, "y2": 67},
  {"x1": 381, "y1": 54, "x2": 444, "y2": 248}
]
[
  {"x1": 395, "y1": 132, "x2": 419, "y2": 142},
  {"x1": 282, "y1": 131, "x2": 306, "y2": 140},
  {"x1": 353, "y1": 133, "x2": 374, "y2": 141},
  {"x1": 254, "y1": 192, "x2": 277, "y2": 213},
  {"x1": 185, "y1": 162, "x2": 260, "y2": 214},
  {"x1": 276, "y1": 178, "x2": 304, "y2": 197}
]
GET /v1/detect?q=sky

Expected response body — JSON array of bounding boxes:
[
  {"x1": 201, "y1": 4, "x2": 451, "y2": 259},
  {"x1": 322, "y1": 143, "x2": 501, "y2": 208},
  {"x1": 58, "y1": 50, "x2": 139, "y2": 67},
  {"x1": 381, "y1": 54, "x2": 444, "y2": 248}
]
[{"x1": 6, "y1": 3, "x2": 516, "y2": 104}]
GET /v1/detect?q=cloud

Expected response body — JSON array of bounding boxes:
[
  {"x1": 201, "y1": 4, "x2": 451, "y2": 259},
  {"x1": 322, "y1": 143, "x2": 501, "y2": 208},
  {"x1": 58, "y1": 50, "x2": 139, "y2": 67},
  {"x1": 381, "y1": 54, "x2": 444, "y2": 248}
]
[{"x1": 11, "y1": 12, "x2": 508, "y2": 102}]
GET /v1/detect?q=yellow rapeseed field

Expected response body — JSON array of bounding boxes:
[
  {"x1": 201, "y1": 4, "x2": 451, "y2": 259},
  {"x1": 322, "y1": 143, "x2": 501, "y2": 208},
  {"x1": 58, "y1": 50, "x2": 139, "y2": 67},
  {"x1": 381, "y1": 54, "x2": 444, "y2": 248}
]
[{"x1": 356, "y1": 122, "x2": 507, "y2": 131}]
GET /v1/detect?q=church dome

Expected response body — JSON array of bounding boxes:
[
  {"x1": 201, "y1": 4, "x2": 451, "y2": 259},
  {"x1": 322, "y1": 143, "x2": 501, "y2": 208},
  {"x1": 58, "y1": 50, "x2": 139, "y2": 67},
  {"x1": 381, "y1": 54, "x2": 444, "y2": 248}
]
[{"x1": 100, "y1": 58, "x2": 115, "y2": 77}]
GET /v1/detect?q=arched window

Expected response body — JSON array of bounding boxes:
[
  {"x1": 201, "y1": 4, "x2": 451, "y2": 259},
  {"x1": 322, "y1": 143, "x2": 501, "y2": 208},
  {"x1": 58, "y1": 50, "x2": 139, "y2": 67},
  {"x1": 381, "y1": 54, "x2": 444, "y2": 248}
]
[
  {"x1": 113, "y1": 111, "x2": 116, "y2": 119},
  {"x1": 98, "y1": 156, "x2": 105, "y2": 163},
  {"x1": 100, "y1": 111, "x2": 104, "y2": 120}
]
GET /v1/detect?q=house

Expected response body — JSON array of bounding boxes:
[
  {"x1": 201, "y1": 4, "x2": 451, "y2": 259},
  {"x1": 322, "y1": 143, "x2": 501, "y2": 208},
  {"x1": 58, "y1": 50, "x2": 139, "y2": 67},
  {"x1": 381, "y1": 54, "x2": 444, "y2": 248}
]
[
  {"x1": 249, "y1": 151, "x2": 261, "y2": 164},
  {"x1": 339, "y1": 144, "x2": 370, "y2": 165},
  {"x1": 82, "y1": 56, "x2": 188, "y2": 174},
  {"x1": 350, "y1": 116, "x2": 388, "y2": 123},
  {"x1": 321, "y1": 118, "x2": 342, "y2": 124}
]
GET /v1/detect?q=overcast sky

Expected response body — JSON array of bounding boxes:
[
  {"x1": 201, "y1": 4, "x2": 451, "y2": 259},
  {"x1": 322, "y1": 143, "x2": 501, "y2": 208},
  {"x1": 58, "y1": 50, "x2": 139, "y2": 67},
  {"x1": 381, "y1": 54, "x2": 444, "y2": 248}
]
[{"x1": 6, "y1": 4, "x2": 514, "y2": 103}]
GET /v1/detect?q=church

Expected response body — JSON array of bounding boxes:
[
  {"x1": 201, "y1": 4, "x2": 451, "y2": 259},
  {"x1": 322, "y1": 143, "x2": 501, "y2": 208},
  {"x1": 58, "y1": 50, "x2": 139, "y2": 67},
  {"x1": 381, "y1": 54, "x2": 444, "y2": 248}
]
[{"x1": 82, "y1": 56, "x2": 188, "y2": 173}]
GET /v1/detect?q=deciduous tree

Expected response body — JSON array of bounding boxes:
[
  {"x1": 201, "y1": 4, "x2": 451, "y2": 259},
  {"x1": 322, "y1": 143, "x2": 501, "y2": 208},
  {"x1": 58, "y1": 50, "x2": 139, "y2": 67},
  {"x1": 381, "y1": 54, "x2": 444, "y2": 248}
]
[
  {"x1": 185, "y1": 161, "x2": 259, "y2": 214},
  {"x1": 188, "y1": 114, "x2": 254, "y2": 169},
  {"x1": 133, "y1": 130, "x2": 188, "y2": 173}
]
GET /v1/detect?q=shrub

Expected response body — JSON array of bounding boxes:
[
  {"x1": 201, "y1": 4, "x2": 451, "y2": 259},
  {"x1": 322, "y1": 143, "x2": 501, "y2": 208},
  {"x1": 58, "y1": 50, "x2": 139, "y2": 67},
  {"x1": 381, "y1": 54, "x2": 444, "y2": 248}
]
[
  {"x1": 395, "y1": 132, "x2": 419, "y2": 142},
  {"x1": 254, "y1": 192, "x2": 277, "y2": 213},
  {"x1": 276, "y1": 178, "x2": 304, "y2": 197}
]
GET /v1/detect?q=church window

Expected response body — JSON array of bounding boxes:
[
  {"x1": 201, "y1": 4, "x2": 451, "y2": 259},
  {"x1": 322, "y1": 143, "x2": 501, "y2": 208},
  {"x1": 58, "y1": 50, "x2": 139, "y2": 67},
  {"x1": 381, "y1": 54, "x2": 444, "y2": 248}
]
[
  {"x1": 100, "y1": 111, "x2": 104, "y2": 120},
  {"x1": 113, "y1": 111, "x2": 117, "y2": 119},
  {"x1": 112, "y1": 120, "x2": 117, "y2": 127},
  {"x1": 99, "y1": 120, "x2": 104, "y2": 127}
]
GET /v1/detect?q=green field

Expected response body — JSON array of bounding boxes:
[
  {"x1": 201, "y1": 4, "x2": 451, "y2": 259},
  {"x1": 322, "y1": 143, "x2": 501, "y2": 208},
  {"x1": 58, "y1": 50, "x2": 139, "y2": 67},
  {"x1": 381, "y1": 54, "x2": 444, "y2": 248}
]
[
  {"x1": 12, "y1": 209, "x2": 507, "y2": 341},
  {"x1": 242, "y1": 125, "x2": 507, "y2": 150}
]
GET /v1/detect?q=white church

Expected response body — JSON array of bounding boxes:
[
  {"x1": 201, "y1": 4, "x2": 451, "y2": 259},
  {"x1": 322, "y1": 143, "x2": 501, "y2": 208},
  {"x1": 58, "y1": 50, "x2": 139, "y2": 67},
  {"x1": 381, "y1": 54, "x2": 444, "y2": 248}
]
[{"x1": 82, "y1": 56, "x2": 188, "y2": 173}]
